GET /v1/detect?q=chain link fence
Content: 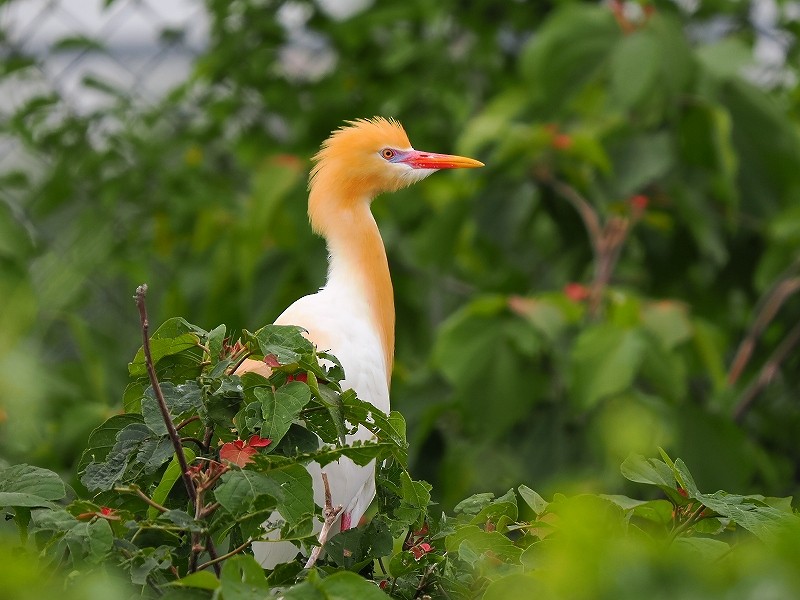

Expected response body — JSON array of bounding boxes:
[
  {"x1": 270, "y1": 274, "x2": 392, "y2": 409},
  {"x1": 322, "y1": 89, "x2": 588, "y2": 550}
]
[{"x1": 0, "y1": 0, "x2": 208, "y2": 169}]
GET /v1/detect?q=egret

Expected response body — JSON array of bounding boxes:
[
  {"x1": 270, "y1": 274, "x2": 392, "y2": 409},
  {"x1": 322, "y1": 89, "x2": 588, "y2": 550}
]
[{"x1": 241, "y1": 117, "x2": 483, "y2": 567}]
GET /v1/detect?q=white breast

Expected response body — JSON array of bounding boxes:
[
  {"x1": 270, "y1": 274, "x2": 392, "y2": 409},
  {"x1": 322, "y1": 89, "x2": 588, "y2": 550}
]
[{"x1": 252, "y1": 285, "x2": 390, "y2": 568}]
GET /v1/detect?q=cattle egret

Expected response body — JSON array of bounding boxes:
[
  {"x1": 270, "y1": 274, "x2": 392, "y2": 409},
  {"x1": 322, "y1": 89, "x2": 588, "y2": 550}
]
[{"x1": 242, "y1": 117, "x2": 483, "y2": 567}]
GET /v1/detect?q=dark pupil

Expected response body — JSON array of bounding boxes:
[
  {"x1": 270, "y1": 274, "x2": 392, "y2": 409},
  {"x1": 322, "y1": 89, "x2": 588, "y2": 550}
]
[{"x1": 384, "y1": 150, "x2": 392, "y2": 158}]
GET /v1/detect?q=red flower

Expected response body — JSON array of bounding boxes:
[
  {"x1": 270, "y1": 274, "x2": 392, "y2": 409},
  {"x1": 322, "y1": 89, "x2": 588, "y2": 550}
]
[
  {"x1": 630, "y1": 194, "x2": 649, "y2": 213},
  {"x1": 564, "y1": 282, "x2": 589, "y2": 302},
  {"x1": 100, "y1": 506, "x2": 115, "y2": 516},
  {"x1": 287, "y1": 372, "x2": 308, "y2": 383},
  {"x1": 220, "y1": 435, "x2": 272, "y2": 467},
  {"x1": 552, "y1": 134, "x2": 573, "y2": 150},
  {"x1": 410, "y1": 542, "x2": 434, "y2": 560}
]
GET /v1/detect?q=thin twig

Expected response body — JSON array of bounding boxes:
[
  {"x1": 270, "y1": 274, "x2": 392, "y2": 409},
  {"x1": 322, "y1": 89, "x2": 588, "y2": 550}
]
[
  {"x1": 134, "y1": 284, "x2": 196, "y2": 503},
  {"x1": 669, "y1": 504, "x2": 705, "y2": 542},
  {"x1": 203, "y1": 535, "x2": 223, "y2": 577},
  {"x1": 304, "y1": 472, "x2": 343, "y2": 569},
  {"x1": 547, "y1": 177, "x2": 604, "y2": 254},
  {"x1": 199, "y1": 502, "x2": 221, "y2": 519},
  {"x1": 733, "y1": 320, "x2": 800, "y2": 422},
  {"x1": 545, "y1": 178, "x2": 632, "y2": 318},
  {"x1": 196, "y1": 538, "x2": 252, "y2": 572},
  {"x1": 176, "y1": 415, "x2": 201, "y2": 431},
  {"x1": 181, "y1": 437, "x2": 208, "y2": 452},
  {"x1": 116, "y1": 486, "x2": 168, "y2": 514},
  {"x1": 728, "y1": 277, "x2": 800, "y2": 386}
]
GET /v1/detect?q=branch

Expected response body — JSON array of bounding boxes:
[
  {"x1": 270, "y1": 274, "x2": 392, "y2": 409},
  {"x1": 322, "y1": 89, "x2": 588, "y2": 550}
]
[
  {"x1": 134, "y1": 285, "x2": 197, "y2": 503},
  {"x1": 116, "y1": 485, "x2": 168, "y2": 514},
  {"x1": 733, "y1": 319, "x2": 800, "y2": 422},
  {"x1": 196, "y1": 538, "x2": 252, "y2": 572},
  {"x1": 304, "y1": 472, "x2": 343, "y2": 569},
  {"x1": 547, "y1": 177, "x2": 603, "y2": 254},
  {"x1": 176, "y1": 415, "x2": 201, "y2": 431},
  {"x1": 728, "y1": 276, "x2": 800, "y2": 386}
]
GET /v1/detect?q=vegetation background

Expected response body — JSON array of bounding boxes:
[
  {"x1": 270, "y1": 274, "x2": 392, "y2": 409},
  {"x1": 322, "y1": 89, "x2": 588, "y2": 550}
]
[{"x1": 1, "y1": 0, "x2": 800, "y2": 597}]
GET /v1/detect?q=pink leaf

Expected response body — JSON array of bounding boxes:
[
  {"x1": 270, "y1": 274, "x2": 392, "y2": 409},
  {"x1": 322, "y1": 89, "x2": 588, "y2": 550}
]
[
  {"x1": 247, "y1": 434, "x2": 272, "y2": 448},
  {"x1": 220, "y1": 441, "x2": 257, "y2": 467},
  {"x1": 263, "y1": 354, "x2": 281, "y2": 368}
]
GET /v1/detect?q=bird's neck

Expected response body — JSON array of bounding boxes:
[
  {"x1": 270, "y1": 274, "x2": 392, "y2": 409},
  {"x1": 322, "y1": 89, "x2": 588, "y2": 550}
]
[{"x1": 310, "y1": 186, "x2": 395, "y2": 383}]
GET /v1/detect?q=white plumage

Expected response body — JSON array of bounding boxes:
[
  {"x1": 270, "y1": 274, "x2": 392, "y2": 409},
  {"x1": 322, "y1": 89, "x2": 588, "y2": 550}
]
[{"x1": 241, "y1": 118, "x2": 482, "y2": 567}]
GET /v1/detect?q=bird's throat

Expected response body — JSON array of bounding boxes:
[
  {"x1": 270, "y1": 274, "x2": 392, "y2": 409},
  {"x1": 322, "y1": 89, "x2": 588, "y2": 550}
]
[{"x1": 310, "y1": 191, "x2": 395, "y2": 383}]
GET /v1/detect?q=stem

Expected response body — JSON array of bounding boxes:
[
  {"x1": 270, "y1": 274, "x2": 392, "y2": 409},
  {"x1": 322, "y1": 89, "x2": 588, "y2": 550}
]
[
  {"x1": 116, "y1": 486, "x2": 168, "y2": 513},
  {"x1": 669, "y1": 504, "x2": 705, "y2": 542},
  {"x1": 176, "y1": 415, "x2": 201, "y2": 431},
  {"x1": 545, "y1": 178, "x2": 632, "y2": 318},
  {"x1": 304, "y1": 472, "x2": 343, "y2": 569},
  {"x1": 547, "y1": 177, "x2": 603, "y2": 254},
  {"x1": 204, "y1": 535, "x2": 223, "y2": 577},
  {"x1": 181, "y1": 437, "x2": 208, "y2": 452},
  {"x1": 196, "y1": 538, "x2": 252, "y2": 572},
  {"x1": 728, "y1": 276, "x2": 800, "y2": 386},
  {"x1": 733, "y1": 320, "x2": 800, "y2": 422},
  {"x1": 135, "y1": 284, "x2": 196, "y2": 503}
]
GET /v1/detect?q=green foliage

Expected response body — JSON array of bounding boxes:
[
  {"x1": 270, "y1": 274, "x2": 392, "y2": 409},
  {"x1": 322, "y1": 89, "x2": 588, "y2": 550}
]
[
  {"x1": 2, "y1": 320, "x2": 800, "y2": 598},
  {"x1": 2, "y1": 0, "x2": 800, "y2": 597}
]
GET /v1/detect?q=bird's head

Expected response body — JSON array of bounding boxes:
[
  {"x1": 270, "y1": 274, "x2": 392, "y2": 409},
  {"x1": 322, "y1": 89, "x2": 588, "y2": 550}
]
[{"x1": 309, "y1": 117, "x2": 483, "y2": 203}]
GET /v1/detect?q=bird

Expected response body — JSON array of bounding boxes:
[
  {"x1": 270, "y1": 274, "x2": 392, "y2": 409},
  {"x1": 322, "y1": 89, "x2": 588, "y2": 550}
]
[{"x1": 240, "y1": 117, "x2": 483, "y2": 567}]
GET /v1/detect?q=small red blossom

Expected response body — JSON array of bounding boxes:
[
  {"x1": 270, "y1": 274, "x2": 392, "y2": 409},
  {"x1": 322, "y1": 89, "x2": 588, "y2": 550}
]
[
  {"x1": 410, "y1": 542, "x2": 434, "y2": 560},
  {"x1": 220, "y1": 435, "x2": 272, "y2": 467},
  {"x1": 564, "y1": 282, "x2": 590, "y2": 302},
  {"x1": 630, "y1": 194, "x2": 649, "y2": 213},
  {"x1": 100, "y1": 506, "x2": 115, "y2": 516},
  {"x1": 677, "y1": 487, "x2": 688, "y2": 498},
  {"x1": 552, "y1": 133, "x2": 573, "y2": 150},
  {"x1": 379, "y1": 580, "x2": 389, "y2": 590},
  {"x1": 273, "y1": 154, "x2": 302, "y2": 169},
  {"x1": 287, "y1": 372, "x2": 308, "y2": 383},
  {"x1": 263, "y1": 354, "x2": 281, "y2": 368}
]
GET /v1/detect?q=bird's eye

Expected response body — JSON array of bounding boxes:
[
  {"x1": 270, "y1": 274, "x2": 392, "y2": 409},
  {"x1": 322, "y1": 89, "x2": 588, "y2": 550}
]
[{"x1": 381, "y1": 148, "x2": 396, "y2": 160}]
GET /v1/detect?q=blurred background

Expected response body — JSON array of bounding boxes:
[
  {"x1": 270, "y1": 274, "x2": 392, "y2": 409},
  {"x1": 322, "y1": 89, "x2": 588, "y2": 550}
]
[{"x1": 1, "y1": 0, "x2": 799, "y2": 509}]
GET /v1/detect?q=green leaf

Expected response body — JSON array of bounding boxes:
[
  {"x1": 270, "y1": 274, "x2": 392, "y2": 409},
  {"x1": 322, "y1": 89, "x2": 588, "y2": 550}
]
[
  {"x1": 247, "y1": 324, "x2": 315, "y2": 365},
  {"x1": 569, "y1": 324, "x2": 647, "y2": 409},
  {"x1": 445, "y1": 525, "x2": 522, "y2": 564},
  {"x1": 283, "y1": 570, "x2": 388, "y2": 600},
  {"x1": 129, "y1": 317, "x2": 202, "y2": 377},
  {"x1": 325, "y1": 518, "x2": 393, "y2": 569},
  {"x1": 454, "y1": 493, "x2": 495, "y2": 515},
  {"x1": 672, "y1": 537, "x2": 731, "y2": 561},
  {"x1": 258, "y1": 381, "x2": 312, "y2": 443},
  {"x1": 220, "y1": 555, "x2": 270, "y2": 600},
  {"x1": 610, "y1": 30, "x2": 661, "y2": 109},
  {"x1": 148, "y1": 448, "x2": 197, "y2": 519},
  {"x1": 519, "y1": 4, "x2": 620, "y2": 114},
  {"x1": 216, "y1": 459, "x2": 314, "y2": 527},
  {"x1": 518, "y1": 486, "x2": 548, "y2": 516},
  {"x1": 0, "y1": 465, "x2": 66, "y2": 507},
  {"x1": 78, "y1": 414, "x2": 145, "y2": 474},
  {"x1": 169, "y1": 571, "x2": 221, "y2": 590},
  {"x1": 620, "y1": 454, "x2": 676, "y2": 488},
  {"x1": 484, "y1": 574, "x2": 550, "y2": 600},
  {"x1": 30, "y1": 508, "x2": 113, "y2": 566},
  {"x1": 142, "y1": 382, "x2": 204, "y2": 436},
  {"x1": 81, "y1": 423, "x2": 166, "y2": 491}
]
